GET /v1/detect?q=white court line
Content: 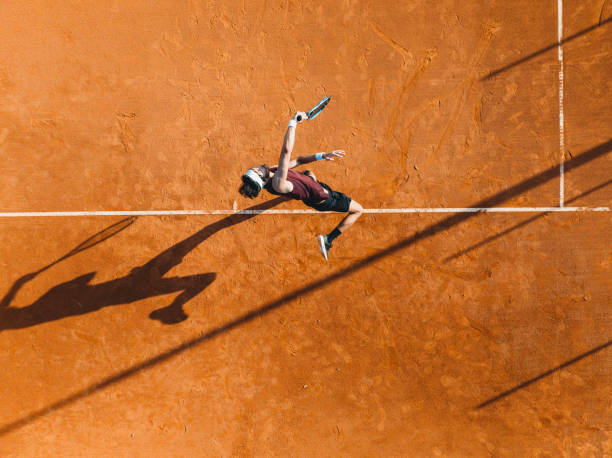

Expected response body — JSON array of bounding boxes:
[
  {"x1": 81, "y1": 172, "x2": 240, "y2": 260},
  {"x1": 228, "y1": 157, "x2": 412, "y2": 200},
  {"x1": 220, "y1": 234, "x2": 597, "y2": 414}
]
[
  {"x1": 558, "y1": 0, "x2": 566, "y2": 206},
  {"x1": 0, "y1": 207, "x2": 609, "y2": 217}
]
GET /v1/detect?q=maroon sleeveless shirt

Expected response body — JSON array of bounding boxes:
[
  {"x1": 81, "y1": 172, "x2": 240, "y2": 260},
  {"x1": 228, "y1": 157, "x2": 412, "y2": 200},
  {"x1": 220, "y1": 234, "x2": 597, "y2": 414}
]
[{"x1": 265, "y1": 168, "x2": 328, "y2": 204}]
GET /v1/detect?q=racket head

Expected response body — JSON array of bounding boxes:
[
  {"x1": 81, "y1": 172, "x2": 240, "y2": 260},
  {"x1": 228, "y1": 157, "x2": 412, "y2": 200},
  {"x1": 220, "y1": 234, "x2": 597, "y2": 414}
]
[{"x1": 307, "y1": 96, "x2": 331, "y2": 120}]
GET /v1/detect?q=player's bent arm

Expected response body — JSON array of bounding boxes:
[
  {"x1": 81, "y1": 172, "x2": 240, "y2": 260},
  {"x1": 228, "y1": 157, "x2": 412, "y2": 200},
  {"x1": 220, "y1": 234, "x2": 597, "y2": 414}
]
[{"x1": 289, "y1": 154, "x2": 317, "y2": 168}]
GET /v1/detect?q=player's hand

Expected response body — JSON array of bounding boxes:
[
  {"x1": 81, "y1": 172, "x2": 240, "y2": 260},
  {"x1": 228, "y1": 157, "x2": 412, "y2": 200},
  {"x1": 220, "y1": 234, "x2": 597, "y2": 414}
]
[
  {"x1": 293, "y1": 111, "x2": 308, "y2": 123},
  {"x1": 323, "y1": 150, "x2": 345, "y2": 161}
]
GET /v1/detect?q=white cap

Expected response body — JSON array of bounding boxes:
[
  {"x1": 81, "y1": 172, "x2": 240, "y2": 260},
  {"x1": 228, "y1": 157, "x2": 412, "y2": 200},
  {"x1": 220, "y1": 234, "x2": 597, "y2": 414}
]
[{"x1": 244, "y1": 169, "x2": 264, "y2": 190}]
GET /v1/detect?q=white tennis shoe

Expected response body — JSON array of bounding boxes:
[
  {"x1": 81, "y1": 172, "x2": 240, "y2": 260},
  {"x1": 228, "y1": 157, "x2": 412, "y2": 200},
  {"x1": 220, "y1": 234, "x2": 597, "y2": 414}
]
[{"x1": 317, "y1": 235, "x2": 330, "y2": 261}]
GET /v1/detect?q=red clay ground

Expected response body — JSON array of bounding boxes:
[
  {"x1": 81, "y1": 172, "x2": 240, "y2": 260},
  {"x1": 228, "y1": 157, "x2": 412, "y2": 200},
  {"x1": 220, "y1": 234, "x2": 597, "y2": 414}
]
[{"x1": 1, "y1": 0, "x2": 610, "y2": 456}]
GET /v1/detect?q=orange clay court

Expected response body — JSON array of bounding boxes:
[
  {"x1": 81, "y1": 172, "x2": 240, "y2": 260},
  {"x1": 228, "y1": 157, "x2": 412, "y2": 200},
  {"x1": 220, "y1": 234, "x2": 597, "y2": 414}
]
[{"x1": 0, "y1": 0, "x2": 610, "y2": 456}]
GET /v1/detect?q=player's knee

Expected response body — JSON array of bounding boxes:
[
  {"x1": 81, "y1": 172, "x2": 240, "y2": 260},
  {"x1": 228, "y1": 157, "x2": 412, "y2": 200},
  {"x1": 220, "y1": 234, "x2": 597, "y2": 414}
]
[{"x1": 350, "y1": 201, "x2": 364, "y2": 215}]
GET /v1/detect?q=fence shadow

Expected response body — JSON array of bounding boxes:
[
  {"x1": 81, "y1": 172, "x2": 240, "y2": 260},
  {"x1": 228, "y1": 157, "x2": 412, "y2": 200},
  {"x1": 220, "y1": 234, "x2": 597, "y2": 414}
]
[
  {"x1": 445, "y1": 178, "x2": 612, "y2": 262},
  {"x1": 475, "y1": 340, "x2": 612, "y2": 409},
  {"x1": 483, "y1": 16, "x2": 611, "y2": 80},
  {"x1": 0, "y1": 139, "x2": 610, "y2": 435}
]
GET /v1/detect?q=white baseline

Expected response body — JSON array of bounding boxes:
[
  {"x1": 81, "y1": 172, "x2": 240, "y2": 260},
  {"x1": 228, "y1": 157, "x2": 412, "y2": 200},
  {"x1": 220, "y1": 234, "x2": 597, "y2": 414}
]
[
  {"x1": 0, "y1": 207, "x2": 609, "y2": 217},
  {"x1": 558, "y1": 0, "x2": 565, "y2": 206}
]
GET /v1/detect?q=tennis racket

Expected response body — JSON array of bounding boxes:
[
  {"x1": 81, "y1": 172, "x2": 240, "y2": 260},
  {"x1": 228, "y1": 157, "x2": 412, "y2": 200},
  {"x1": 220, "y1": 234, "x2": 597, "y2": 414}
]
[{"x1": 297, "y1": 96, "x2": 331, "y2": 121}]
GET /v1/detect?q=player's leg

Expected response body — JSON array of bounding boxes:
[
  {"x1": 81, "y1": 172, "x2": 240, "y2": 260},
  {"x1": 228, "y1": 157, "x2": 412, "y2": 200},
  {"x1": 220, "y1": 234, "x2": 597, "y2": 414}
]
[
  {"x1": 318, "y1": 200, "x2": 363, "y2": 260},
  {"x1": 335, "y1": 200, "x2": 363, "y2": 233}
]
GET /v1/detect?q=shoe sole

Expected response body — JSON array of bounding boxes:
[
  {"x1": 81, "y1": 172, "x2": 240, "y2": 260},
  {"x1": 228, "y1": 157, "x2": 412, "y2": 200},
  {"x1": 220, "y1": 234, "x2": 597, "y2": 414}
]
[{"x1": 317, "y1": 235, "x2": 328, "y2": 261}]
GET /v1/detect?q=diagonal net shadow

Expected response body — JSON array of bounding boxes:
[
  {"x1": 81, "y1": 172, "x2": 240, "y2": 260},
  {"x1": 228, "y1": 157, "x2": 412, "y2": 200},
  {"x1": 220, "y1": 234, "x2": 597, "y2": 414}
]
[
  {"x1": 483, "y1": 16, "x2": 611, "y2": 80},
  {"x1": 444, "y1": 178, "x2": 612, "y2": 262},
  {"x1": 0, "y1": 139, "x2": 610, "y2": 435},
  {"x1": 0, "y1": 197, "x2": 288, "y2": 330}
]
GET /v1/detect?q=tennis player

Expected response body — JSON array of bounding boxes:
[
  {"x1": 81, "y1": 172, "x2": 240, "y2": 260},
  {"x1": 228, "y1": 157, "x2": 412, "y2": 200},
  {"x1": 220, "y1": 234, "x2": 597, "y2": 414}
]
[{"x1": 239, "y1": 111, "x2": 363, "y2": 260}]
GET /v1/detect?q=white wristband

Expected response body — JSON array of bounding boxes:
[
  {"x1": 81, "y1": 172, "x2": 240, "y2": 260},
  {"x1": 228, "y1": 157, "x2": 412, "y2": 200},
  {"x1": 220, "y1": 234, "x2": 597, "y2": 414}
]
[
  {"x1": 288, "y1": 119, "x2": 297, "y2": 128},
  {"x1": 315, "y1": 152, "x2": 324, "y2": 161}
]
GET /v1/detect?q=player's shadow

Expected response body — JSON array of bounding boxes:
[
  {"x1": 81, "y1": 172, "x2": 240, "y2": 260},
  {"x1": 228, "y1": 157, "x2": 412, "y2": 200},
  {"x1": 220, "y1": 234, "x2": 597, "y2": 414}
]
[
  {"x1": 0, "y1": 216, "x2": 138, "y2": 311},
  {"x1": 0, "y1": 197, "x2": 287, "y2": 331}
]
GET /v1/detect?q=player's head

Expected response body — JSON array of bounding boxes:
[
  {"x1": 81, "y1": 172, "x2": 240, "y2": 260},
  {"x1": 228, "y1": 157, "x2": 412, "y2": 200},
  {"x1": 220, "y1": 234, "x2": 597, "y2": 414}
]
[{"x1": 239, "y1": 165, "x2": 270, "y2": 199}]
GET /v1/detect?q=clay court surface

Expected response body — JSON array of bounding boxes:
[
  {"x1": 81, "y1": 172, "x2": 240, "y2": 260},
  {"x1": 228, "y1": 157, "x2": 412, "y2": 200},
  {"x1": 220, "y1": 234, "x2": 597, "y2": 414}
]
[{"x1": 1, "y1": 0, "x2": 611, "y2": 456}]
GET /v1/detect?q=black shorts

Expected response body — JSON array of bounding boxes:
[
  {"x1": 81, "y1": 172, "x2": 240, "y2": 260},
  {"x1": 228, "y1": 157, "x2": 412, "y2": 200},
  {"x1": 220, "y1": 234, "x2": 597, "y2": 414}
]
[{"x1": 306, "y1": 182, "x2": 352, "y2": 213}]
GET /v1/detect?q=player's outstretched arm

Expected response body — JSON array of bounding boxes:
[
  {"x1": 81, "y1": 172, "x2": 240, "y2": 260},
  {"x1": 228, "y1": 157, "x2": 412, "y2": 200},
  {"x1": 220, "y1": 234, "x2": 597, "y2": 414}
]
[
  {"x1": 272, "y1": 111, "x2": 306, "y2": 193},
  {"x1": 288, "y1": 149, "x2": 346, "y2": 168}
]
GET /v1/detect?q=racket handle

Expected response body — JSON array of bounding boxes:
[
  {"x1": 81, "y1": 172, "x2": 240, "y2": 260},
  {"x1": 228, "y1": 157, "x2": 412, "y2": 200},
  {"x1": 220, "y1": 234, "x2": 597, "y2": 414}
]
[{"x1": 297, "y1": 115, "x2": 303, "y2": 122}]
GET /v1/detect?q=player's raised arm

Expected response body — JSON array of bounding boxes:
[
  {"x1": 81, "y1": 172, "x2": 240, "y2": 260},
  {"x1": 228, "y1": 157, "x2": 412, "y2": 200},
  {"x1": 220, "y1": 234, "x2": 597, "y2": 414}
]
[{"x1": 272, "y1": 111, "x2": 306, "y2": 193}]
